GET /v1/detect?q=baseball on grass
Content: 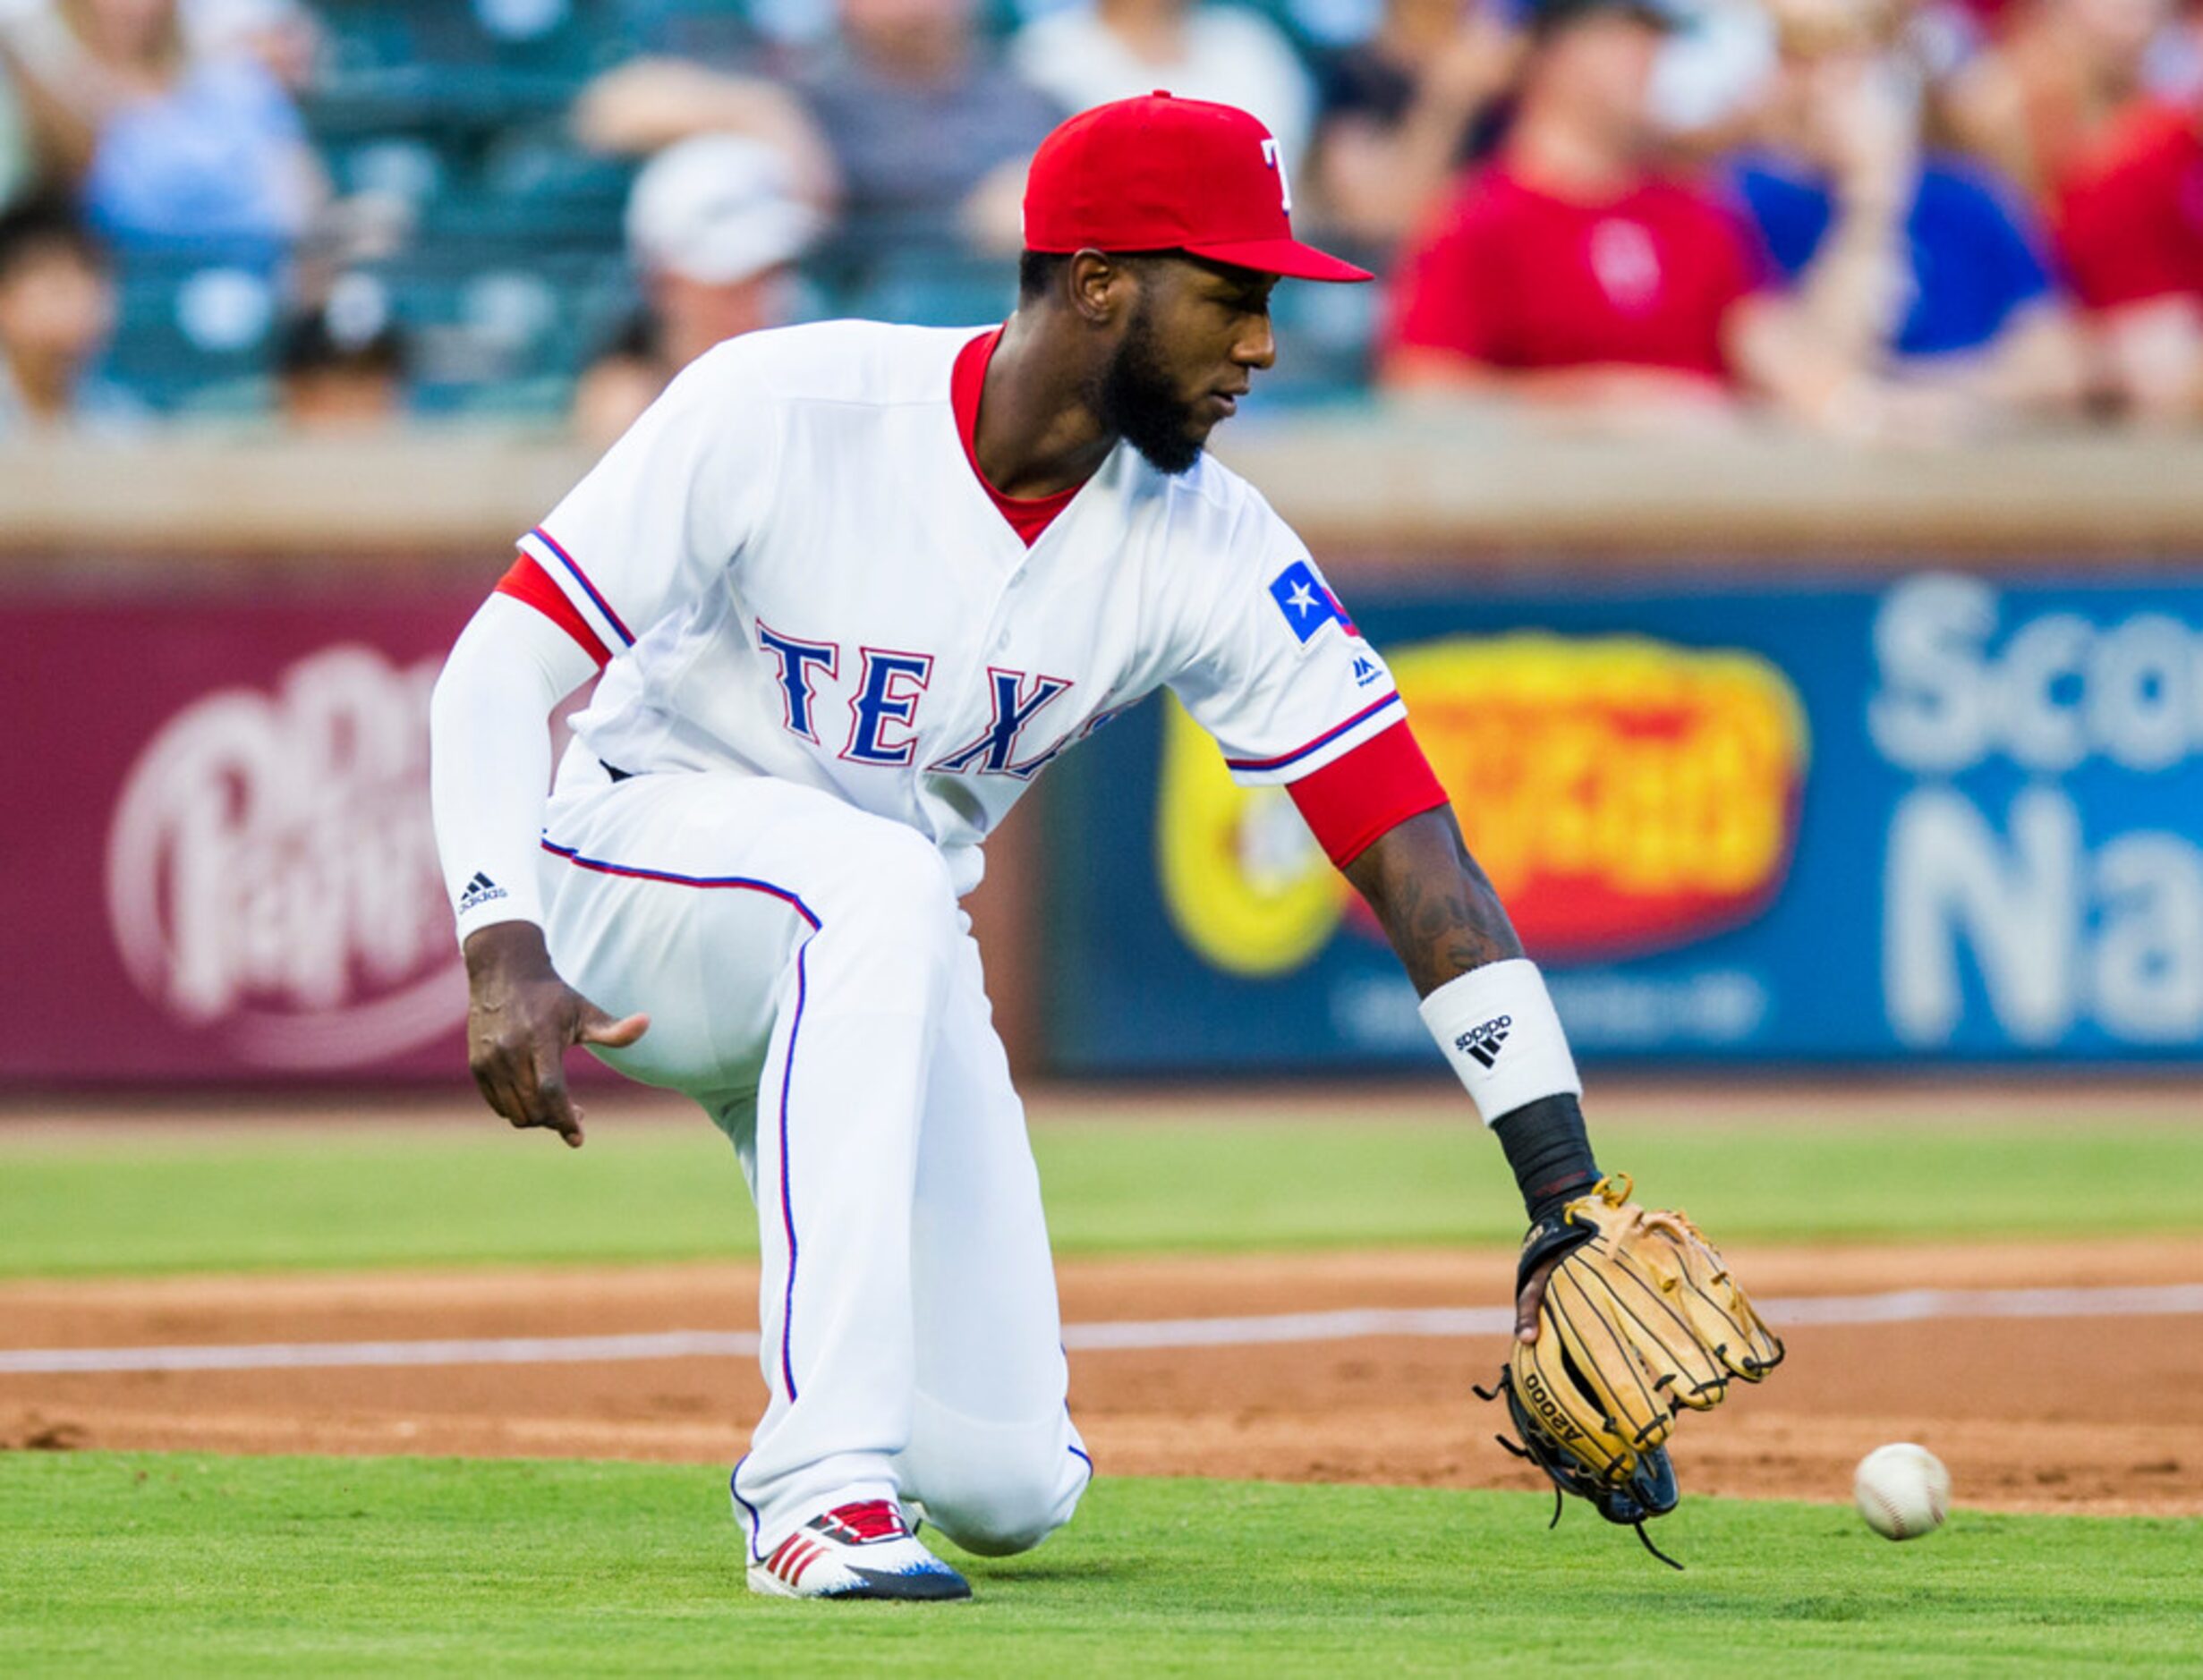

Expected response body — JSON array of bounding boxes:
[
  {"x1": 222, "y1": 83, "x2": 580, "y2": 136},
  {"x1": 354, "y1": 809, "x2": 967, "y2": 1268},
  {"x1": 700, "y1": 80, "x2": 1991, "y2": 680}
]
[{"x1": 1853, "y1": 1443, "x2": 1952, "y2": 1540}]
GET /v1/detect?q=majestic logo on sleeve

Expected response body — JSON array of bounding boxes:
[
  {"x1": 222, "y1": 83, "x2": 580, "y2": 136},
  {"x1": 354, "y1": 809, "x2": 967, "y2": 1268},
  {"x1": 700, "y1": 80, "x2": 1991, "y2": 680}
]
[
  {"x1": 1454, "y1": 1014, "x2": 1512, "y2": 1068},
  {"x1": 1269, "y1": 560, "x2": 1357, "y2": 644}
]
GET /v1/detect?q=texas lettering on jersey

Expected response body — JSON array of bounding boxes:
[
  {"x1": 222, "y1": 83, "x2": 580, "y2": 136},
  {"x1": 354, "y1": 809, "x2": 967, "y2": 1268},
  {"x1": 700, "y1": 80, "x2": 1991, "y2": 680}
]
[
  {"x1": 461, "y1": 322, "x2": 1442, "y2": 914},
  {"x1": 783, "y1": 642, "x2": 1076, "y2": 778},
  {"x1": 929, "y1": 669, "x2": 1076, "y2": 779},
  {"x1": 753, "y1": 622, "x2": 1114, "y2": 781}
]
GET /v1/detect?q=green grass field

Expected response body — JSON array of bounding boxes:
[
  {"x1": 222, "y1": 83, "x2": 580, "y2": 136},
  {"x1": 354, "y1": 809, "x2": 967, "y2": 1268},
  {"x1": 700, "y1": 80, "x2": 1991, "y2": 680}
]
[
  {"x1": 4, "y1": 1099, "x2": 2200, "y2": 1674},
  {"x1": 1, "y1": 1108, "x2": 2199, "y2": 1277},
  {"x1": 2, "y1": 1455, "x2": 2197, "y2": 1677}
]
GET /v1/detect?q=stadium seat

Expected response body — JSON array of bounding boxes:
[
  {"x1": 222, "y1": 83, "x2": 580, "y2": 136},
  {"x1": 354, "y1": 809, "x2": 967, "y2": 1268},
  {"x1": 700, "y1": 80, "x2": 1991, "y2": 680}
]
[{"x1": 105, "y1": 254, "x2": 280, "y2": 416}]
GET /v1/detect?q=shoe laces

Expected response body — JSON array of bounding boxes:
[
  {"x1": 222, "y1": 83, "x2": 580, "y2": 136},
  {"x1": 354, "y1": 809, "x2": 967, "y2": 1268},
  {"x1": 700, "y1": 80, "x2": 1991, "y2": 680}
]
[{"x1": 826, "y1": 1499, "x2": 906, "y2": 1540}]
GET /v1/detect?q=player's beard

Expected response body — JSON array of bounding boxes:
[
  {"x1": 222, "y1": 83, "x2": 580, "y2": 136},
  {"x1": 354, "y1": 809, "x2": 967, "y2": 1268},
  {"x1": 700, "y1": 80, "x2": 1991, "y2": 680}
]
[{"x1": 1090, "y1": 302, "x2": 1206, "y2": 477}]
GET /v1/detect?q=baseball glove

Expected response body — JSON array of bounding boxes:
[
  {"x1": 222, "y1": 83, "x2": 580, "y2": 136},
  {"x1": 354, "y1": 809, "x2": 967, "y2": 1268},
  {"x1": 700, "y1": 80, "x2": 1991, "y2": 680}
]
[{"x1": 1476, "y1": 1175, "x2": 1783, "y2": 1568}]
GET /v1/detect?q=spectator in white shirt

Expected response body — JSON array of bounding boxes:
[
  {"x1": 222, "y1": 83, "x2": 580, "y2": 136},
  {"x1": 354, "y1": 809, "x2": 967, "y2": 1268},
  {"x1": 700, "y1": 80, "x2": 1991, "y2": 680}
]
[
  {"x1": 1011, "y1": 0, "x2": 1319, "y2": 167},
  {"x1": 572, "y1": 134, "x2": 819, "y2": 449}
]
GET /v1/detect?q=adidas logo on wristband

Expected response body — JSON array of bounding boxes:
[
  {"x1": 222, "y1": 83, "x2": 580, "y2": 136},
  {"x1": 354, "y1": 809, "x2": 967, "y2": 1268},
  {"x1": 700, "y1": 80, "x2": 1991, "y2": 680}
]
[
  {"x1": 1420, "y1": 960, "x2": 1580, "y2": 1127},
  {"x1": 1455, "y1": 1014, "x2": 1512, "y2": 1068}
]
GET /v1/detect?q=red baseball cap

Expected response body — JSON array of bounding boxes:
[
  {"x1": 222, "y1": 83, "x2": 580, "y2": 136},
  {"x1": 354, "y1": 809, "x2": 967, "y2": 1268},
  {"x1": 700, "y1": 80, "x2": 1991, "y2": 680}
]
[{"x1": 1023, "y1": 92, "x2": 1372, "y2": 284}]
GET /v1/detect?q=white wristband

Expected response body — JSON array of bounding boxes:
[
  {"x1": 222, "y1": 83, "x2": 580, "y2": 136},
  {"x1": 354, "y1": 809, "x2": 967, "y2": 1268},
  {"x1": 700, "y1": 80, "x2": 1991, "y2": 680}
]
[{"x1": 1418, "y1": 959, "x2": 1581, "y2": 1127}]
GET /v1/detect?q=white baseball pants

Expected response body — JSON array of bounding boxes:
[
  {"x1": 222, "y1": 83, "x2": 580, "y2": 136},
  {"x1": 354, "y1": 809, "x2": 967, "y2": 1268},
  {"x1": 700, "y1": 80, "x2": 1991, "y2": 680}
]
[{"x1": 538, "y1": 767, "x2": 1092, "y2": 1559}]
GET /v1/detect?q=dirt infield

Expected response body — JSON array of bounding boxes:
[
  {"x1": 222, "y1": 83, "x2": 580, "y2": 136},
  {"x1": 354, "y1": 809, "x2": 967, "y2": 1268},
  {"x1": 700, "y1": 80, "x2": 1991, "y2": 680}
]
[{"x1": 4, "y1": 1236, "x2": 2199, "y2": 1516}]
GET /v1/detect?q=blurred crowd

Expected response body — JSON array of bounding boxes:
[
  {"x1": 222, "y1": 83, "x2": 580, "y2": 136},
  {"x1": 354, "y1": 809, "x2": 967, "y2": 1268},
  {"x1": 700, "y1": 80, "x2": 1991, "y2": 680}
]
[{"x1": 2, "y1": 0, "x2": 2201, "y2": 442}]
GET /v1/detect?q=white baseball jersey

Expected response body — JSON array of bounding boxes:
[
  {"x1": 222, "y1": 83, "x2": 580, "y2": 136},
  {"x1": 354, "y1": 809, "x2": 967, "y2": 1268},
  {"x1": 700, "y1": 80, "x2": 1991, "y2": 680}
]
[
  {"x1": 504, "y1": 319, "x2": 1400, "y2": 909},
  {"x1": 428, "y1": 317, "x2": 1420, "y2": 1563}
]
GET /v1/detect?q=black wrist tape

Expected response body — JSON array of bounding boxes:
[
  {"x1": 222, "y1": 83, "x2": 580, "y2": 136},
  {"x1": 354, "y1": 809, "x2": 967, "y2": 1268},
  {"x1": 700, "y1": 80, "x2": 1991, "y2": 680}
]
[{"x1": 1493, "y1": 1092, "x2": 1599, "y2": 1223}]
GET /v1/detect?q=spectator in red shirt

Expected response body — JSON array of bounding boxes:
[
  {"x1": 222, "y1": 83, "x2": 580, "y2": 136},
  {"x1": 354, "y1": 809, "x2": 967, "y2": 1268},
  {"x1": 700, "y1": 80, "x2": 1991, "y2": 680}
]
[
  {"x1": 1939, "y1": 0, "x2": 2172, "y2": 207},
  {"x1": 2054, "y1": 98, "x2": 2203, "y2": 419},
  {"x1": 1379, "y1": 0, "x2": 1894, "y2": 429}
]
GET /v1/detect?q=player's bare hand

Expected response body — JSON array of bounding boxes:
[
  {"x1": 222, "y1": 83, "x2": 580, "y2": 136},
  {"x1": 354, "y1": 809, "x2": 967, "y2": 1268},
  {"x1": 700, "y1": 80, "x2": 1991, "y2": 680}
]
[
  {"x1": 463, "y1": 922, "x2": 649, "y2": 1149},
  {"x1": 1515, "y1": 1249, "x2": 1565, "y2": 1345}
]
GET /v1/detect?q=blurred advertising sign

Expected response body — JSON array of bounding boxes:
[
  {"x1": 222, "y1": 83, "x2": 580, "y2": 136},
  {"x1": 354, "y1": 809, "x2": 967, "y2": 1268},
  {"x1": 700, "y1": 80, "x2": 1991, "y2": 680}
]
[
  {"x1": 1042, "y1": 573, "x2": 2203, "y2": 1070},
  {"x1": 2, "y1": 593, "x2": 481, "y2": 1083},
  {"x1": 1160, "y1": 636, "x2": 1809, "y2": 976},
  {"x1": 1871, "y1": 575, "x2": 2203, "y2": 1050}
]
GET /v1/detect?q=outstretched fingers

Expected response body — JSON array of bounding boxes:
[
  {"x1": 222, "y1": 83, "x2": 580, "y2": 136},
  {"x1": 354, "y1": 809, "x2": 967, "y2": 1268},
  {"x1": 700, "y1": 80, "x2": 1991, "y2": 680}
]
[
  {"x1": 461, "y1": 924, "x2": 639, "y2": 1150},
  {"x1": 523, "y1": 997, "x2": 649, "y2": 1147},
  {"x1": 466, "y1": 1011, "x2": 591, "y2": 1148}
]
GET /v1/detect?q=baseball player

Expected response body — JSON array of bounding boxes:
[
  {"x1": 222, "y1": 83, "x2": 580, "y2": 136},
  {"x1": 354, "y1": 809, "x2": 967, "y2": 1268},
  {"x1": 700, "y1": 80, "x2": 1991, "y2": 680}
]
[{"x1": 430, "y1": 92, "x2": 1773, "y2": 1602}]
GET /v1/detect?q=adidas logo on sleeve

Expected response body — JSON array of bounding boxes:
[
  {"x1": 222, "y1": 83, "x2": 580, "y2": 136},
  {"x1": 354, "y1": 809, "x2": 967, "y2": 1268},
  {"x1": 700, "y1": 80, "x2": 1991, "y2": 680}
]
[
  {"x1": 1453, "y1": 1014, "x2": 1512, "y2": 1068},
  {"x1": 459, "y1": 871, "x2": 507, "y2": 913}
]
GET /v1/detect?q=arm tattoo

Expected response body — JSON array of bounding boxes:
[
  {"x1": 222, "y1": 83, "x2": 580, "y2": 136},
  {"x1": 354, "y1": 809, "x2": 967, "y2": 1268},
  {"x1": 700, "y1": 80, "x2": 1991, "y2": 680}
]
[{"x1": 1342, "y1": 808, "x2": 1522, "y2": 997}]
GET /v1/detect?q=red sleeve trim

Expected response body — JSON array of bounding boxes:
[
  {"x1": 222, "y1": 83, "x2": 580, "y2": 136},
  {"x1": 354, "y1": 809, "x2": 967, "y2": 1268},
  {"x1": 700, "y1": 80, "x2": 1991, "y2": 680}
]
[
  {"x1": 1287, "y1": 720, "x2": 1450, "y2": 868},
  {"x1": 496, "y1": 554, "x2": 611, "y2": 667}
]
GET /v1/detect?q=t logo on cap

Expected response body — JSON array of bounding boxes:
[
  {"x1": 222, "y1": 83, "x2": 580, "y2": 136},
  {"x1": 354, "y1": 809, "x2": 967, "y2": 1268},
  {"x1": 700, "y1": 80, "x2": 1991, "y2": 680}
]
[
  {"x1": 1260, "y1": 138, "x2": 1292, "y2": 215},
  {"x1": 1023, "y1": 94, "x2": 1366, "y2": 283}
]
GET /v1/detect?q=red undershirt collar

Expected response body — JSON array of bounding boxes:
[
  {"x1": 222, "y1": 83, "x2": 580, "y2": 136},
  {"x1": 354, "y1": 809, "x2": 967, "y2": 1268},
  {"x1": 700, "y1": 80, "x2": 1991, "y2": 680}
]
[{"x1": 951, "y1": 327, "x2": 1087, "y2": 549}]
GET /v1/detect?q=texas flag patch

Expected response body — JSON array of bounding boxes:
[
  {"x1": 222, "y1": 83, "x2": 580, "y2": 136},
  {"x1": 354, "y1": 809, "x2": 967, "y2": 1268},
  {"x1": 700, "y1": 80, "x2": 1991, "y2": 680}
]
[{"x1": 1268, "y1": 560, "x2": 1358, "y2": 643}]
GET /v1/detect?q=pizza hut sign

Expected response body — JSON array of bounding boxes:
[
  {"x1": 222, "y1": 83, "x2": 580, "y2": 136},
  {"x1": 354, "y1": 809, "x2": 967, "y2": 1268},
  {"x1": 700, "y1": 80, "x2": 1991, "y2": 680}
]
[{"x1": 104, "y1": 644, "x2": 464, "y2": 1069}]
